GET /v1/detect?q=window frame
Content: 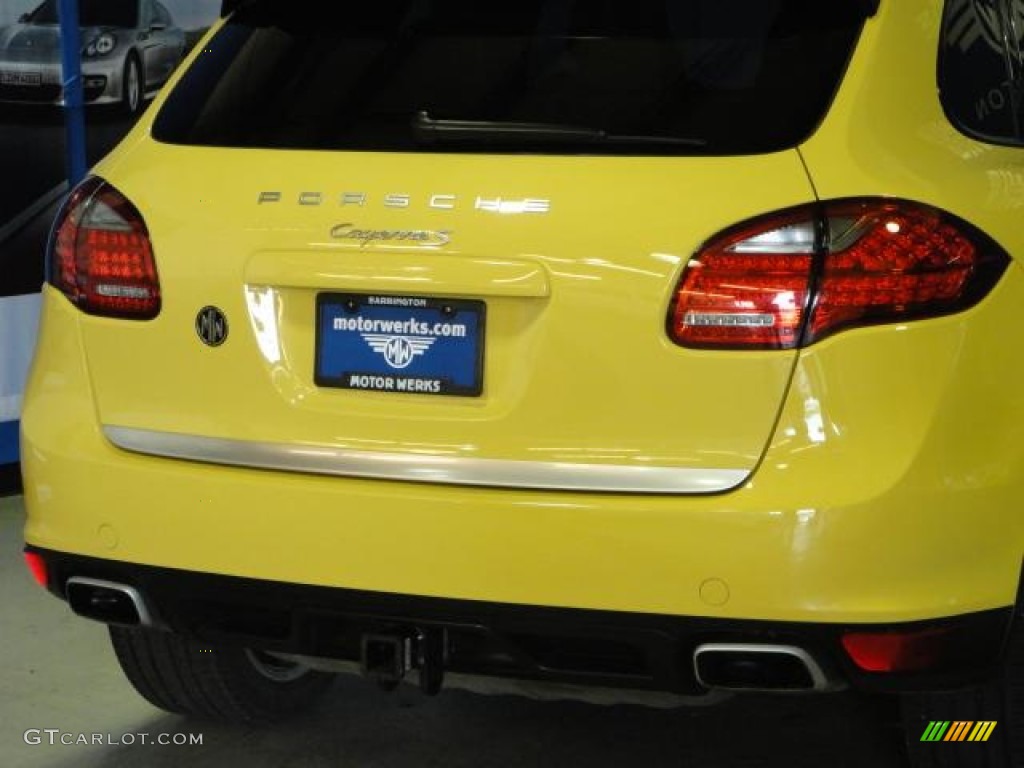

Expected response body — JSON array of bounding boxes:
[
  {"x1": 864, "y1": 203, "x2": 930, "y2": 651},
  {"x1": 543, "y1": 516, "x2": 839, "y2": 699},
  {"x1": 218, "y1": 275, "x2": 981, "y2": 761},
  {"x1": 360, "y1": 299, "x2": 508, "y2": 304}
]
[{"x1": 938, "y1": 0, "x2": 1024, "y2": 147}]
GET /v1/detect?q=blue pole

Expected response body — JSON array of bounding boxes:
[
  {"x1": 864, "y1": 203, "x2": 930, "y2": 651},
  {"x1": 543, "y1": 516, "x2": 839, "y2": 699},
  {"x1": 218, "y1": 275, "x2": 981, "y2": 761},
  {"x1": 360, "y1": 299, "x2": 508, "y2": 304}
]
[{"x1": 58, "y1": 0, "x2": 87, "y2": 185}]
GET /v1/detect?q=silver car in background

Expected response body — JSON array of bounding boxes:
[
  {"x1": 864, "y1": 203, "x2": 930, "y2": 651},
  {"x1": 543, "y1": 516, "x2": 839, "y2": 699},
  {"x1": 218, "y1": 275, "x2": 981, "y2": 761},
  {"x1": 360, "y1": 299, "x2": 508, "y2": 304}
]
[{"x1": 0, "y1": 0, "x2": 185, "y2": 114}]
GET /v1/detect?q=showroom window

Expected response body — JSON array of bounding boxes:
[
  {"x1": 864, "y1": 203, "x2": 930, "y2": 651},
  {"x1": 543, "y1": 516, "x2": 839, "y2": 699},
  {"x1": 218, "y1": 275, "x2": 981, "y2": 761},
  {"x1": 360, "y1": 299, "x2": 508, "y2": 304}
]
[
  {"x1": 939, "y1": 0, "x2": 1024, "y2": 145},
  {"x1": 26, "y1": 0, "x2": 139, "y2": 28}
]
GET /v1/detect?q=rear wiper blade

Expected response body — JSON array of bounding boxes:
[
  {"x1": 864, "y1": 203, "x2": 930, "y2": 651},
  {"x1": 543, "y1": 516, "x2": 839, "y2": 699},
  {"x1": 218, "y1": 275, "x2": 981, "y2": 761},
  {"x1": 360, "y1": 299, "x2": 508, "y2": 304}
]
[{"x1": 412, "y1": 111, "x2": 706, "y2": 147}]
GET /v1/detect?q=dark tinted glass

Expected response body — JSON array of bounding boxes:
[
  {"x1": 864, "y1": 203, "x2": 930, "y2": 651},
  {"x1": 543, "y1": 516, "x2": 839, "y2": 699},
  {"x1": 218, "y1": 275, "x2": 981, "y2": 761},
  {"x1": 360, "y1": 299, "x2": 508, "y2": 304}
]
[
  {"x1": 153, "y1": 0, "x2": 869, "y2": 155},
  {"x1": 29, "y1": 0, "x2": 139, "y2": 28},
  {"x1": 154, "y1": 3, "x2": 173, "y2": 27},
  {"x1": 940, "y1": 0, "x2": 1024, "y2": 146}
]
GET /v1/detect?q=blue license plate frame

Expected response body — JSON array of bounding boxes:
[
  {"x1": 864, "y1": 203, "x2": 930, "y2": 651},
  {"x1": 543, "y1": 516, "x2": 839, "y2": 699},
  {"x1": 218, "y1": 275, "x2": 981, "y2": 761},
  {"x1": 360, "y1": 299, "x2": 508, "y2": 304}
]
[{"x1": 315, "y1": 294, "x2": 485, "y2": 397}]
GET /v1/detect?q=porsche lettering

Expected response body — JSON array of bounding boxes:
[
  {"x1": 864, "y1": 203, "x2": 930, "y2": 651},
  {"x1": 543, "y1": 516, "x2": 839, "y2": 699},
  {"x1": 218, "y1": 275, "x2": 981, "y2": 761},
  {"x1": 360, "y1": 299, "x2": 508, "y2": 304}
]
[{"x1": 258, "y1": 191, "x2": 550, "y2": 213}]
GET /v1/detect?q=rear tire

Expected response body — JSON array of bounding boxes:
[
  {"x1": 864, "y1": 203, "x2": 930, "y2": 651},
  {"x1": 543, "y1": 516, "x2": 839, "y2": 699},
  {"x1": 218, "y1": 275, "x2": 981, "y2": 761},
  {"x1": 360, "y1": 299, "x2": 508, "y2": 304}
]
[{"x1": 109, "y1": 626, "x2": 335, "y2": 723}]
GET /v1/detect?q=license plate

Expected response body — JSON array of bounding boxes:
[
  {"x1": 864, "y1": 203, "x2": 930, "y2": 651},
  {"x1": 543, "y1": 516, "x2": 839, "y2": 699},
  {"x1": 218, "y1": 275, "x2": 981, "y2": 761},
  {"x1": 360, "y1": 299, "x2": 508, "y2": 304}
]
[
  {"x1": 1, "y1": 71, "x2": 41, "y2": 86},
  {"x1": 316, "y1": 294, "x2": 485, "y2": 396}
]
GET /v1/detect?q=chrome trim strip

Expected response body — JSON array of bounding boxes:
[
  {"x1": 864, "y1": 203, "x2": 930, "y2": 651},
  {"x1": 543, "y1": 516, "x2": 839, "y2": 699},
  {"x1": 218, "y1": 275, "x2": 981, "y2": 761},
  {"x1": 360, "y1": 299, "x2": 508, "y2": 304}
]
[
  {"x1": 103, "y1": 426, "x2": 749, "y2": 495},
  {"x1": 693, "y1": 643, "x2": 834, "y2": 692}
]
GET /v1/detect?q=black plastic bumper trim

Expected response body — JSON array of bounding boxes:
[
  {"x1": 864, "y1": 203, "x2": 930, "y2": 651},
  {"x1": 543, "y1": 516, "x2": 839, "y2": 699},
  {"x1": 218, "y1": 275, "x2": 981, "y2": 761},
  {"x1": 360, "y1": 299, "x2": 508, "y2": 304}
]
[{"x1": 25, "y1": 545, "x2": 1012, "y2": 695}]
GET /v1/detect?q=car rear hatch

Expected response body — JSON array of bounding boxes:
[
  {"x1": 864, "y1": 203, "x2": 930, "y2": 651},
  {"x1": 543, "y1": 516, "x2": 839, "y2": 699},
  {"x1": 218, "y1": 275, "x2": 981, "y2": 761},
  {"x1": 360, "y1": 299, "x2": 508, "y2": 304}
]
[{"x1": 78, "y1": 0, "x2": 873, "y2": 494}]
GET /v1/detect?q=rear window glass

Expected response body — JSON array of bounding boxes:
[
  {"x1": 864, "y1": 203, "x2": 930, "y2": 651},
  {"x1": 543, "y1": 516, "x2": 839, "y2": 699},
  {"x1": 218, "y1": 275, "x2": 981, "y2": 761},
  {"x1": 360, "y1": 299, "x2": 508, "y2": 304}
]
[
  {"x1": 939, "y1": 0, "x2": 1024, "y2": 146},
  {"x1": 153, "y1": 0, "x2": 871, "y2": 156}
]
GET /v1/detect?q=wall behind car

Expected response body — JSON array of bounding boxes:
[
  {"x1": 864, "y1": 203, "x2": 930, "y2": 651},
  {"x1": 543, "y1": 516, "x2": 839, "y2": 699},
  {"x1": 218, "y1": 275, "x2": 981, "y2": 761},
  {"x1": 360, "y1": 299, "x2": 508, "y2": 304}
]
[
  {"x1": 0, "y1": 294, "x2": 40, "y2": 465},
  {"x1": 0, "y1": 189, "x2": 56, "y2": 490},
  {"x1": 0, "y1": 0, "x2": 59, "y2": 485},
  {"x1": 0, "y1": 0, "x2": 41, "y2": 26},
  {"x1": 0, "y1": 0, "x2": 219, "y2": 28}
]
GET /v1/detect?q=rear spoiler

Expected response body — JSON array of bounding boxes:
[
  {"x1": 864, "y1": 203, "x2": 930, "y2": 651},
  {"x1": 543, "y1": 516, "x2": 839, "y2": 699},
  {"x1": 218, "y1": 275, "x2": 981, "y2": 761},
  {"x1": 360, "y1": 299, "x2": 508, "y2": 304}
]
[{"x1": 221, "y1": 0, "x2": 880, "y2": 18}]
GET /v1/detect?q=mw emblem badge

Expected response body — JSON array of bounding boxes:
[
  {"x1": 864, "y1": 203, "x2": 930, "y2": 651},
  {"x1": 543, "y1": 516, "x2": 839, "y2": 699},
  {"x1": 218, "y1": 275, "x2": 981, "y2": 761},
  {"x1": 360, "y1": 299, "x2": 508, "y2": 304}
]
[
  {"x1": 196, "y1": 306, "x2": 228, "y2": 347},
  {"x1": 361, "y1": 334, "x2": 435, "y2": 369}
]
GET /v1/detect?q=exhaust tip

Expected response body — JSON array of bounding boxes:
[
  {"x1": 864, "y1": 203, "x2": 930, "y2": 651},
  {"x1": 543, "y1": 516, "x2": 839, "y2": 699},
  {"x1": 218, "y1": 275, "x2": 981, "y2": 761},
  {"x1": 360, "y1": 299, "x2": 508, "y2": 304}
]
[
  {"x1": 65, "y1": 577, "x2": 154, "y2": 627},
  {"x1": 694, "y1": 643, "x2": 832, "y2": 692}
]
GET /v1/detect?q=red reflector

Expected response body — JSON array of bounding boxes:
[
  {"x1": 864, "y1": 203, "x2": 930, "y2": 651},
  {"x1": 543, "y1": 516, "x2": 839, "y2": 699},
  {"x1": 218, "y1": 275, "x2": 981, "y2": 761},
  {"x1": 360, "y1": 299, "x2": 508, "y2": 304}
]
[
  {"x1": 840, "y1": 628, "x2": 951, "y2": 673},
  {"x1": 23, "y1": 552, "x2": 48, "y2": 589},
  {"x1": 50, "y1": 177, "x2": 161, "y2": 319}
]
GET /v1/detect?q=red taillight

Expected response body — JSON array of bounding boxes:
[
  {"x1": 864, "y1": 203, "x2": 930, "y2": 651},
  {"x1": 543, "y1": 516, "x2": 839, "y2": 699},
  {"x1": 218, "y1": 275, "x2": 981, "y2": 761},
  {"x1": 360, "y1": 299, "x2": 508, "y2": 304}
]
[
  {"x1": 49, "y1": 177, "x2": 161, "y2": 319},
  {"x1": 23, "y1": 551, "x2": 48, "y2": 589},
  {"x1": 669, "y1": 199, "x2": 1008, "y2": 349},
  {"x1": 669, "y1": 212, "x2": 817, "y2": 350},
  {"x1": 809, "y1": 201, "x2": 985, "y2": 343}
]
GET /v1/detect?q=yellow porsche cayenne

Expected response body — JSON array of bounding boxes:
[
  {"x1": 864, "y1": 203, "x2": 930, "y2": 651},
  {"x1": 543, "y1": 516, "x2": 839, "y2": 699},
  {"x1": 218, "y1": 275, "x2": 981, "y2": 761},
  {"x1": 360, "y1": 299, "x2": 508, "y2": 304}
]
[{"x1": 19, "y1": 0, "x2": 1024, "y2": 764}]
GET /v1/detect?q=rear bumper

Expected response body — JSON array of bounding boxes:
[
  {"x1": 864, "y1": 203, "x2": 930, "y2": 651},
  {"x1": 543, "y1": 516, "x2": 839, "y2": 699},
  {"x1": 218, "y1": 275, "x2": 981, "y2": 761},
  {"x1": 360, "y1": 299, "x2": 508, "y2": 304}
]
[{"x1": 26, "y1": 545, "x2": 1013, "y2": 695}]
